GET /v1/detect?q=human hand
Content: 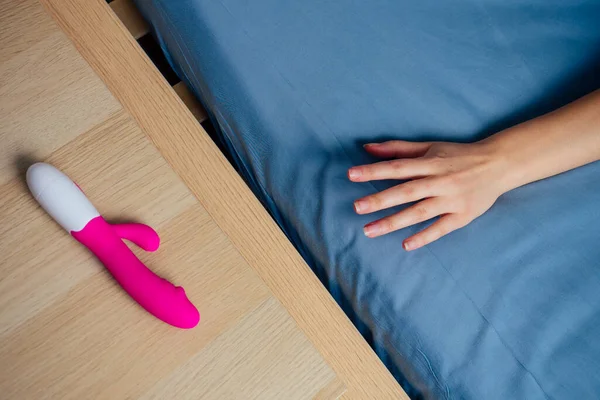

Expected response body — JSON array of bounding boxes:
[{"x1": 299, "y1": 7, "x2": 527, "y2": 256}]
[
  {"x1": 349, "y1": 90, "x2": 600, "y2": 250},
  {"x1": 348, "y1": 140, "x2": 507, "y2": 251}
]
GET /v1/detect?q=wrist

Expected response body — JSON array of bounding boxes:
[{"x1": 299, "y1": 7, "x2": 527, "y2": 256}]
[{"x1": 479, "y1": 132, "x2": 527, "y2": 195}]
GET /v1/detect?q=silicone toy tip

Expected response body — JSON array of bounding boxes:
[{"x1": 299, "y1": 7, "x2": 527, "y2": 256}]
[{"x1": 180, "y1": 308, "x2": 200, "y2": 329}]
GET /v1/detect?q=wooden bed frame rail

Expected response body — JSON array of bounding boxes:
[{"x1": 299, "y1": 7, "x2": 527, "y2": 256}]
[{"x1": 109, "y1": 0, "x2": 208, "y2": 124}]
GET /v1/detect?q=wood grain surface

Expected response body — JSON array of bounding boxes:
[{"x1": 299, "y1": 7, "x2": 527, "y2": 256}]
[
  {"x1": 39, "y1": 0, "x2": 408, "y2": 398},
  {"x1": 173, "y1": 82, "x2": 208, "y2": 123},
  {"x1": 108, "y1": 0, "x2": 148, "y2": 39},
  {"x1": 0, "y1": 0, "x2": 120, "y2": 185},
  {"x1": 1, "y1": 1, "x2": 348, "y2": 398},
  {"x1": 108, "y1": 0, "x2": 208, "y2": 124}
]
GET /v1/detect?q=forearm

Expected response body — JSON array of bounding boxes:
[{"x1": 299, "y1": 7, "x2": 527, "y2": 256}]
[{"x1": 483, "y1": 89, "x2": 600, "y2": 192}]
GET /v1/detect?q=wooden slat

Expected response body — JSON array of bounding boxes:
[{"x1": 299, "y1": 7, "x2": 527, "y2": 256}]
[
  {"x1": 108, "y1": 1, "x2": 208, "y2": 124},
  {"x1": 109, "y1": 0, "x2": 149, "y2": 40},
  {"x1": 40, "y1": 0, "x2": 408, "y2": 398},
  {"x1": 173, "y1": 82, "x2": 208, "y2": 123}
]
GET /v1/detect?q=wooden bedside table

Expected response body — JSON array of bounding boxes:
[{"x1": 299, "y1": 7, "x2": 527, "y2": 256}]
[{"x1": 0, "y1": 0, "x2": 406, "y2": 398}]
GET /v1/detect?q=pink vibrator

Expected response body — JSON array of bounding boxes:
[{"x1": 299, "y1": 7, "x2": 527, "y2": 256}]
[{"x1": 26, "y1": 162, "x2": 200, "y2": 329}]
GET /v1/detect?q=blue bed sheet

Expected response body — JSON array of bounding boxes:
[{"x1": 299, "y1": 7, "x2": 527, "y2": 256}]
[{"x1": 135, "y1": 0, "x2": 600, "y2": 398}]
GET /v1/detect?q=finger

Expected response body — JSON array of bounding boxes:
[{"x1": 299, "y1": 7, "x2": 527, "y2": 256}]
[
  {"x1": 348, "y1": 158, "x2": 438, "y2": 182},
  {"x1": 363, "y1": 140, "x2": 432, "y2": 159},
  {"x1": 403, "y1": 214, "x2": 466, "y2": 251},
  {"x1": 363, "y1": 198, "x2": 444, "y2": 238},
  {"x1": 354, "y1": 178, "x2": 438, "y2": 214}
]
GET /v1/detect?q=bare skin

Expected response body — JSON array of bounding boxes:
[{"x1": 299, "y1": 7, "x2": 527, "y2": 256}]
[{"x1": 348, "y1": 89, "x2": 600, "y2": 251}]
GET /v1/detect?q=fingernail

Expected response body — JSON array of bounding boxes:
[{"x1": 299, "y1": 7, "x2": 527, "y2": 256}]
[
  {"x1": 403, "y1": 241, "x2": 414, "y2": 251},
  {"x1": 363, "y1": 143, "x2": 378, "y2": 149},
  {"x1": 348, "y1": 168, "x2": 361, "y2": 180},
  {"x1": 364, "y1": 223, "x2": 380, "y2": 237},
  {"x1": 354, "y1": 200, "x2": 366, "y2": 213}
]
